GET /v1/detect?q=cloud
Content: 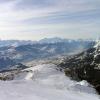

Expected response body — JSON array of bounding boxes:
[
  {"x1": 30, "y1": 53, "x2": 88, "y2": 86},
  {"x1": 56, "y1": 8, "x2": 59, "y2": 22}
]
[{"x1": 0, "y1": 0, "x2": 100, "y2": 40}]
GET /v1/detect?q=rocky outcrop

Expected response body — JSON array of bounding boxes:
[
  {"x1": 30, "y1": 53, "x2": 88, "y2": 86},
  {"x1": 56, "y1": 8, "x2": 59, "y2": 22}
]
[
  {"x1": 0, "y1": 63, "x2": 28, "y2": 81},
  {"x1": 0, "y1": 56, "x2": 28, "y2": 80},
  {"x1": 58, "y1": 40, "x2": 100, "y2": 94}
]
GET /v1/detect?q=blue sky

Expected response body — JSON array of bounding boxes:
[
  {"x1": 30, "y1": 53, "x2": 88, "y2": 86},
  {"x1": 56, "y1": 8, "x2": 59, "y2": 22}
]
[{"x1": 0, "y1": 0, "x2": 100, "y2": 40}]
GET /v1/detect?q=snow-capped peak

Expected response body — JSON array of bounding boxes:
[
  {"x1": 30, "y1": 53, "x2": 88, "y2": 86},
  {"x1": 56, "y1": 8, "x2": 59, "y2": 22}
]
[{"x1": 94, "y1": 39, "x2": 100, "y2": 48}]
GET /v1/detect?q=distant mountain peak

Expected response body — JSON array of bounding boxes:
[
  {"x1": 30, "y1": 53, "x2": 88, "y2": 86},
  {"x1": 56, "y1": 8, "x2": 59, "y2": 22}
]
[{"x1": 39, "y1": 37, "x2": 70, "y2": 43}]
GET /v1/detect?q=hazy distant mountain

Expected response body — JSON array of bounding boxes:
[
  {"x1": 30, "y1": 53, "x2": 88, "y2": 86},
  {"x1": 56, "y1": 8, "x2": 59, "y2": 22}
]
[
  {"x1": 0, "y1": 40, "x2": 94, "y2": 62},
  {"x1": 39, "y1": 37, "x2": 94, "y2": 44},
  {"x1": 0, "y1": 40, "x2": 36, "y2": 47},
  {"x1": 39, "y1": 37, "x2": 69, "y2": 43},
  {"x1": 0, "y1": 38, "x2": 94, "y2": 47},
  {"x1": 0, "y1": 57, "x2": 16, "y2": 69},
  {"x1": 0, "y1": 56, "x2": 27, "y2": 70}
]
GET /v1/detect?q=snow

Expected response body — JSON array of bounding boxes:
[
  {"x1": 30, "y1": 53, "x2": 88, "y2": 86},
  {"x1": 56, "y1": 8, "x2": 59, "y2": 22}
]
[
  {"x1": 40, "y1": 46, "x2": 47, "y2": 51},
  {"x1": 94, "y1": 40, "x2": 100, "y2": 48},
  {"x1": 0, "y1": 64, "x2": 99, "y2": 100},
  {"x1": 47, "y1": 48, "x2": 56, "y2": 53},
  {"x1": 93, "y1": 40, "x2": 100, "y2": 59}
]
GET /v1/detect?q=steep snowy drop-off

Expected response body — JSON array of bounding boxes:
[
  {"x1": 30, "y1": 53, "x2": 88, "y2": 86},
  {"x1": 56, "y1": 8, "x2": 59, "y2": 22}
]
[{"x1": 0, "y1": 64, "x2": 99, "y2": 100}]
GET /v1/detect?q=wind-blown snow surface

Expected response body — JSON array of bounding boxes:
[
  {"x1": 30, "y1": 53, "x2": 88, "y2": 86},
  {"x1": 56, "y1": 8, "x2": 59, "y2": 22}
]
[{"x1": 0, "y1": 64, "x2": 99, "y2": 100}]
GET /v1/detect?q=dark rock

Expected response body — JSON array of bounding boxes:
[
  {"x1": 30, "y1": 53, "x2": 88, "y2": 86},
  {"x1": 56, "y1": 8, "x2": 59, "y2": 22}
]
[{"x1": 58, "y1": 41, "x2": 100, "y2": 94}]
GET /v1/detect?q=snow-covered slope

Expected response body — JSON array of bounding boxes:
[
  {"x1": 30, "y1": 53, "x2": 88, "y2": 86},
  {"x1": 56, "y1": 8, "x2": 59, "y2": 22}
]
[{"x1": 0, "y1": 64, "x2": 99, "y2": 100}]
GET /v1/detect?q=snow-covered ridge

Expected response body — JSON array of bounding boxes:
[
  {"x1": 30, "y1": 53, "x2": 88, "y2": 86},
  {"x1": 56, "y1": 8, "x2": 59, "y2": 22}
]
[
  {"x1": 0, "y1": 64, "x2": 96, "y2": 100},
  {"x1": 17, "y1": 64, "x2": 96, "y2": 93},
  {"x1": 93, "y1": 40, "x2": 100, "y2": 59},
  {"x1": 94, "y1": 40, "x2": 100, "y2": 48}
]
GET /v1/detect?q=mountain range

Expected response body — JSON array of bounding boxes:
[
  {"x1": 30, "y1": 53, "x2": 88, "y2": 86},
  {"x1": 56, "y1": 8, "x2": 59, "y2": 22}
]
[
  {"x1": 0, "y1": 38, "x2": 94, "y2": 62},
  {"x1": 0, "y1": 37, "x2": 94, "y2": 47}
]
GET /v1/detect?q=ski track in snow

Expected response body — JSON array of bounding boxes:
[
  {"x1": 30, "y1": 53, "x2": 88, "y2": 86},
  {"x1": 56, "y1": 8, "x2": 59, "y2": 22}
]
[{"x1": 0, "y1": 64, "x2": 99, "y2": 100}]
